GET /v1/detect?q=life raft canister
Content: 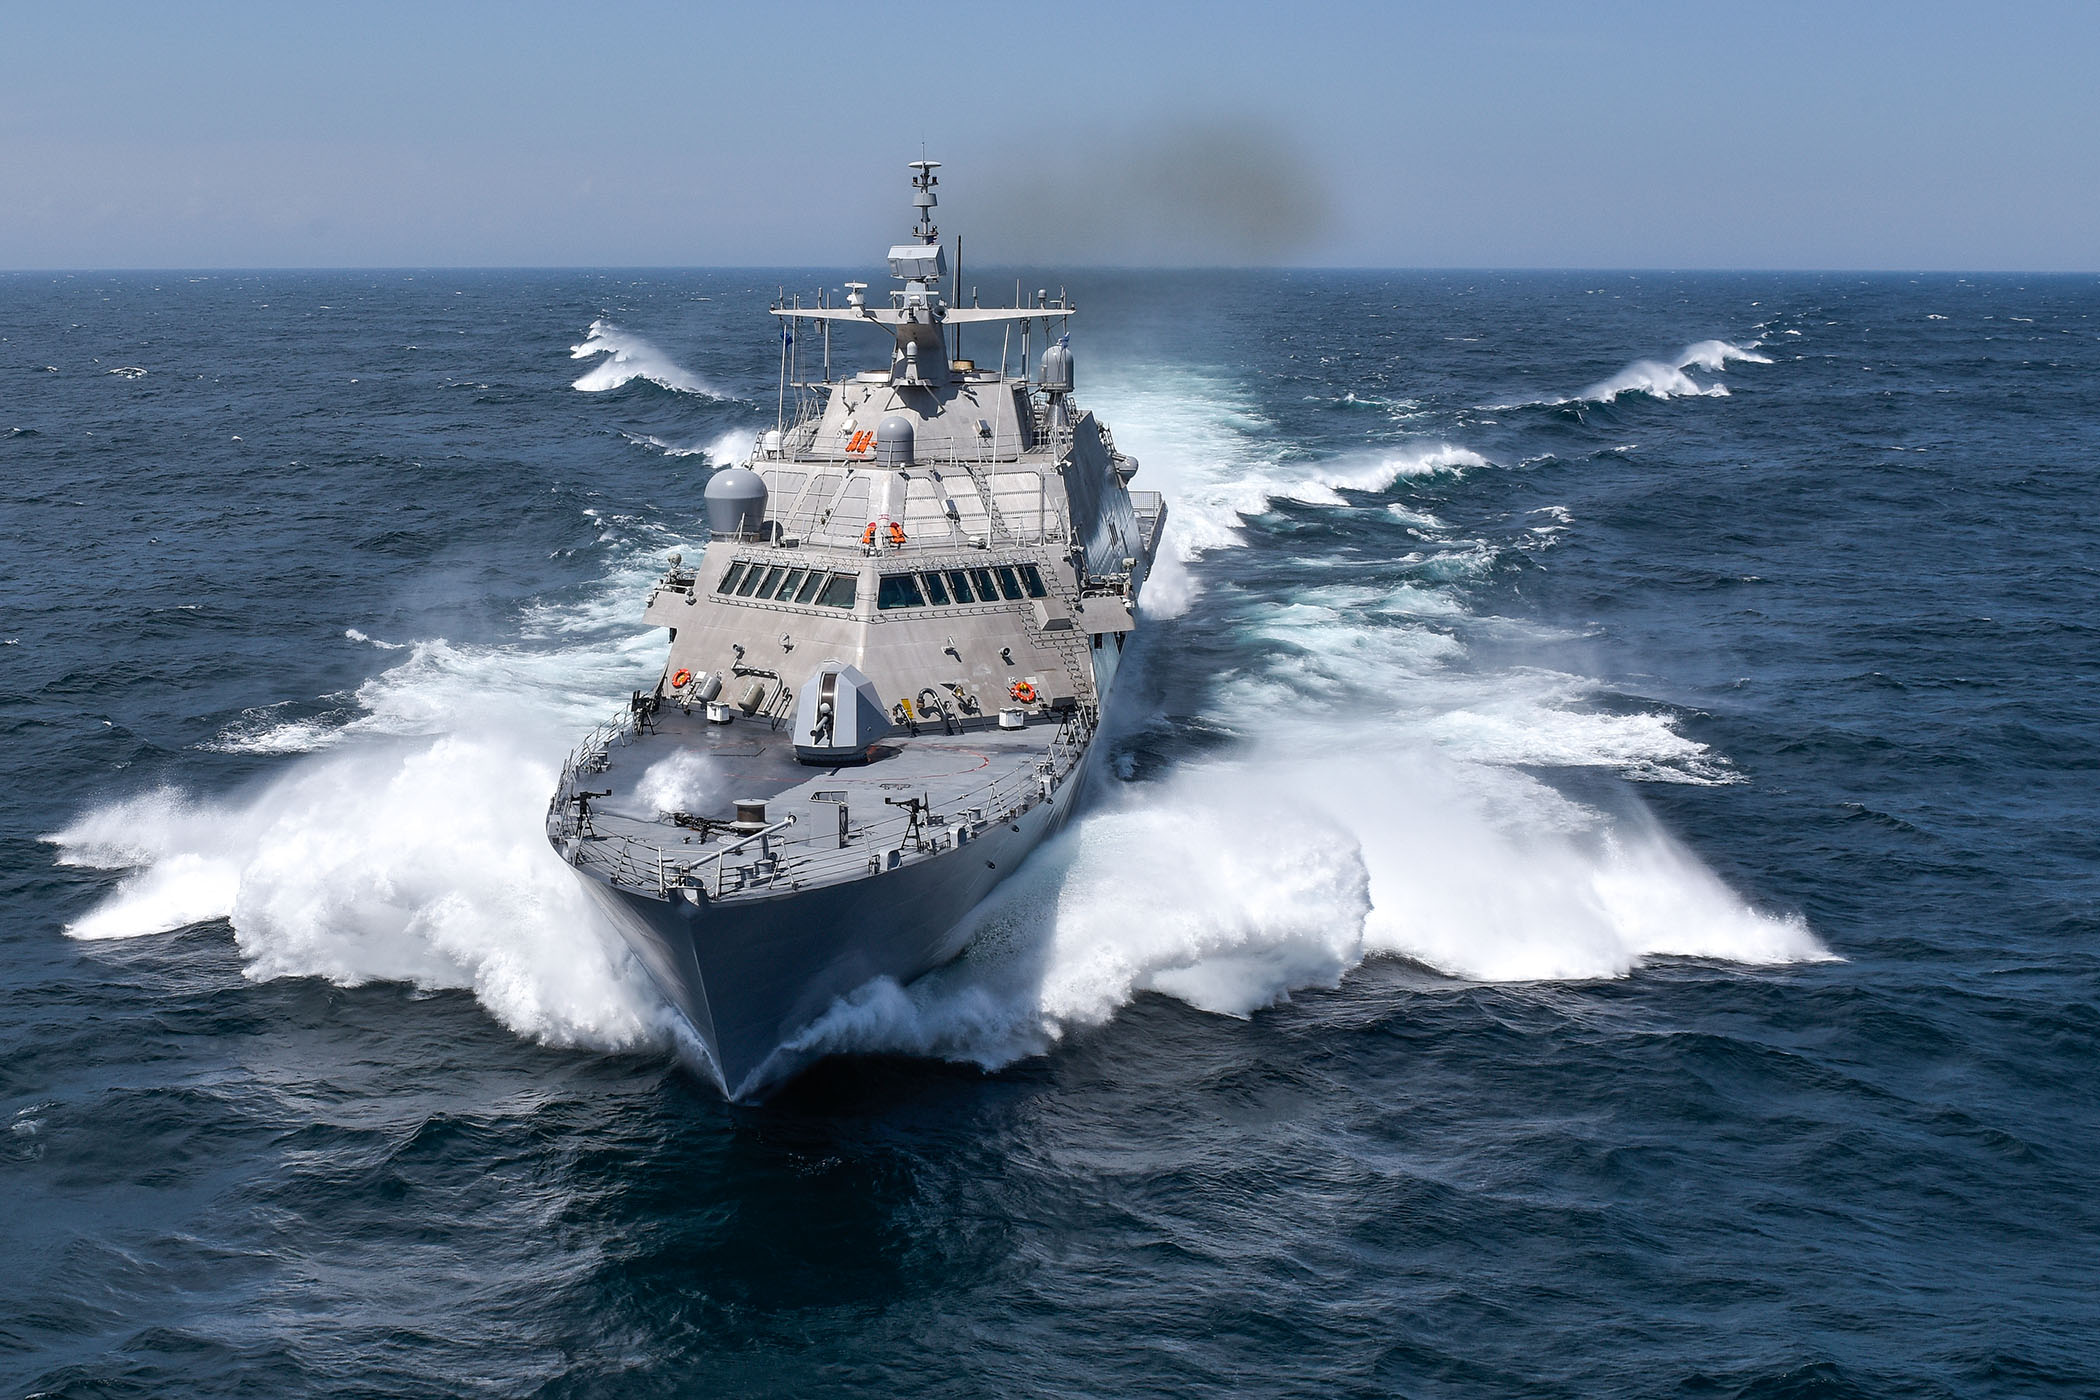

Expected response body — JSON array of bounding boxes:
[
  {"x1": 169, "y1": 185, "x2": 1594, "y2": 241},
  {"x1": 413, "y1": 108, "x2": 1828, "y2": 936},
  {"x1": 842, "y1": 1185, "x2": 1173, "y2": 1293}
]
[
  {"x1": 670, "y1": 668, "x2": 692, "y2": 689},
  {"x1": 1009, "y1": 681, "x2": 1039, "y2": 704}
]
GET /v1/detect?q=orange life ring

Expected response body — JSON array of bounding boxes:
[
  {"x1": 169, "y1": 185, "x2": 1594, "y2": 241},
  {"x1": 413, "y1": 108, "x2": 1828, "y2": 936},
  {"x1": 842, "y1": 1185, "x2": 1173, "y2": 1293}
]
[
  {"x1": 1009, "y1": 681, "x2": 1039, "y2": 704},
  {"x1": 670, "y1": 668, "x2": 692, "y2": 689}
]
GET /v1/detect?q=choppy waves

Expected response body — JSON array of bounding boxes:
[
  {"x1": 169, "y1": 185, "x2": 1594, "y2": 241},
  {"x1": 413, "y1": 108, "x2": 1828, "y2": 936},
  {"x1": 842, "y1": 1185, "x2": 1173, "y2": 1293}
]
[
  {"x1": 49, "y1": 330, "x2": 1822, "y2": 1090},
  {"x1": 570, "y1": 318, "x2": 728, "y2": 397},
  {"x1": 619, "y1": 426, "x2": 760, "y2": 468},
  {"x1": 769, "y1": 360, "x2": 1824, "y2": 1079},
  {"x1": 1502, "y1": 338, "x2": 1775, "y2": 407},
  {"x1": 48, "y1": 527, "x2": 684, "y2": 1056},
  {"x1": 49, "y1": 740, "x2": 672, "y2": 1051}
]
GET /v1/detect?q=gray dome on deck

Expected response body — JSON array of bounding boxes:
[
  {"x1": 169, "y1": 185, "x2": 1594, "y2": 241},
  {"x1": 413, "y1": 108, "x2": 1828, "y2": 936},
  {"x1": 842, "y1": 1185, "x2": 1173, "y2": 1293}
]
[
  {"x1": 704, "y1": 466, "x2": 767, "y2": 539},
  {"x1": 874, "y1": 414, "x2": 916, "y2": 467}
]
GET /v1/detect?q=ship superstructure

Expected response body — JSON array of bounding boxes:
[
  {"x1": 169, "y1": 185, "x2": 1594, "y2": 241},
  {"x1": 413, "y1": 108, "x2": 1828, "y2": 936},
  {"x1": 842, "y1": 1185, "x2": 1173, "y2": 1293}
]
[{"x1": 547, "y1": 161, "x2": 1164, "y2": 1099}]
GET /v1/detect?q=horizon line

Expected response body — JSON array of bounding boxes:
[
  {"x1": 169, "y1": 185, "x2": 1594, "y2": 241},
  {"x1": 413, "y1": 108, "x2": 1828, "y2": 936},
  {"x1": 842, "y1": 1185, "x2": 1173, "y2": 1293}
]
[{"x1": 4, "y1": 264, "x2": 2097, "y2": 279}]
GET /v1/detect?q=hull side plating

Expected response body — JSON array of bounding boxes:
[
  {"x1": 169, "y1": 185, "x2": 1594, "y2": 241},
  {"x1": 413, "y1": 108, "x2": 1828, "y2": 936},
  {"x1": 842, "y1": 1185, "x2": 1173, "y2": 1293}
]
[{"x1": 583, "y1": 772, "x2": 1079, "y2": 1098}]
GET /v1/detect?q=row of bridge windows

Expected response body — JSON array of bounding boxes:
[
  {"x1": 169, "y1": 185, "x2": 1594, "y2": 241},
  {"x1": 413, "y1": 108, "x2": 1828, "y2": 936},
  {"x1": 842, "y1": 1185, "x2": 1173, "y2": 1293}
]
[
  {"x1": 716, "y1": 561, "x2": 858, "y2": 609},
  {"x1": 877, "y1": 563, "x2": 1048, "y2": 611},
  {"x1": 713, "y1": 560, "x2": 1052, "y2": 612}
]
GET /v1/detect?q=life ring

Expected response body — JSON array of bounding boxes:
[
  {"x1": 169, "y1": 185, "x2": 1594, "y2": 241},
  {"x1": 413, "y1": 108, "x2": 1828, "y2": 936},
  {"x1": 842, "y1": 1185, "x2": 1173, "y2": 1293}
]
[
  {"x1": 670, "y1": 668, "x2": 692, "y2": 689},
  {"x1": 1009, "y1": 681, "x2": 1039, "y2": 704}
]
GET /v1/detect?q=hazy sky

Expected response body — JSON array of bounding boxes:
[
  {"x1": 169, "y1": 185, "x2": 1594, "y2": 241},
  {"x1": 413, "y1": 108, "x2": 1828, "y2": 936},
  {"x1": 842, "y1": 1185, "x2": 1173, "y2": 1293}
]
[{"x1": 5, "y1": 1, "x2": 2096, "y2": 270}]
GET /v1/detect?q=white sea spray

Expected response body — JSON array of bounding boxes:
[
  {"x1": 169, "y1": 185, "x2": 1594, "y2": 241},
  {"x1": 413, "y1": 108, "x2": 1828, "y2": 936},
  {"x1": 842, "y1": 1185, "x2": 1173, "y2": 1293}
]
[{"x1": 48, "y1": 337, "x2": 1823, "y2": 1082}]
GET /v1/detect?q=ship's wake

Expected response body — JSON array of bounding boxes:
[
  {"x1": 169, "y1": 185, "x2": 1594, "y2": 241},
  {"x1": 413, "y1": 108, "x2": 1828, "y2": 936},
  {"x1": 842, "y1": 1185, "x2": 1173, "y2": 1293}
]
[
  {"x1": 781, "y1": 747, "x2": 1824, "y2": 1075},
  {"x1": 762, "y1": 359, "x2": 1825, "y2": 1081},
  {"x1": 48, "y1": 348, "x2": 1825, "y2": 1094},
  {"x1": 47, "y1": 536, "x2": 686, "y2": 1059},
  {"x1": 49, "y1": 733, "x2": 673, "y2": 1052}
]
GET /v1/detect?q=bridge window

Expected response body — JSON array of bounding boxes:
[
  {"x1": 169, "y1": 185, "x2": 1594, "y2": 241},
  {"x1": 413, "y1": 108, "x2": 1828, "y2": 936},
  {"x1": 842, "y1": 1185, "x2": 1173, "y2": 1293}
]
[
  {"x1": 1019, "y1": 563, "x2": 1048, "y2": 598},
  {"x1": 877, "y1": 573, "x2": 927, "y2": 610},
  {"x1": 717, "y1": 562, "x2": 747, "y2": 594},
  {"x1": 793, "y1": 570, "x2": 826, "y2": 604},
  {"x1": 993, "y1": 566, "x2": 1024, "y2": 600},
  {"x1": 969, "y1": 567, "x2": 998, "y2": 600},
  {"x1": 773, "y1": 567, "x2": 807, "y2": 601},
  {"x1": 920, "y1": 571, "x2": 951, "y2": 605},
  {"x1": 817, "y1": 572, "x2": 858, "y2": 608},
  {"x1": 945, "y1": 570, "x2": 975, "y2": 603}
]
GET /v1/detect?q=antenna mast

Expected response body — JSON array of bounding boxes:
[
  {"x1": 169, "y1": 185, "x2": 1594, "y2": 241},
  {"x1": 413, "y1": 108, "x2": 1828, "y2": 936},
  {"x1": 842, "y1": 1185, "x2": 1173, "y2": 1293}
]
[{"x1": 908, "y1": 159, "x2": 940, "y2": 244}]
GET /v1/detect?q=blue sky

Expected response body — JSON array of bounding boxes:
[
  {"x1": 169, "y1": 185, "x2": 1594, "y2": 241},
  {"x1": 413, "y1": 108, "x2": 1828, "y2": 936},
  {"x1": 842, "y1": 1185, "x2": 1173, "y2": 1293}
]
[{"x1": 4, "y1": 1, "x2": 2096, "y2": 269}]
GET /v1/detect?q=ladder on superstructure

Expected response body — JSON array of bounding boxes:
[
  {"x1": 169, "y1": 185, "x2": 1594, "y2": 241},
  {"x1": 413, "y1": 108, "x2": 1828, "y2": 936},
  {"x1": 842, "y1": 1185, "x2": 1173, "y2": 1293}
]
[{"x1": 953, "y1": 452, "x2": 1016, "y2": 545}]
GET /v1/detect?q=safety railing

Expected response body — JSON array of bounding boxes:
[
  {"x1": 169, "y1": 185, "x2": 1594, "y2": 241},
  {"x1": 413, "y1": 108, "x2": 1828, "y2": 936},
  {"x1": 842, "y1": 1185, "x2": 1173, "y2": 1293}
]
[
  {"x1": 546, "y1": 705, "x2": 1096, "y2": 904},
  {"x1": 1129, "y1": 491, "x2": 1167, "y2": 558}
]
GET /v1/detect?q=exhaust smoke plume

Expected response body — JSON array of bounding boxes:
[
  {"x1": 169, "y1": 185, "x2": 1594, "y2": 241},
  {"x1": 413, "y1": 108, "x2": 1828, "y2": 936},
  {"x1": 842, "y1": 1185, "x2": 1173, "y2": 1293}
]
[{"x1": 954, "y1": 116, "x2": 1334, "y2": 267}]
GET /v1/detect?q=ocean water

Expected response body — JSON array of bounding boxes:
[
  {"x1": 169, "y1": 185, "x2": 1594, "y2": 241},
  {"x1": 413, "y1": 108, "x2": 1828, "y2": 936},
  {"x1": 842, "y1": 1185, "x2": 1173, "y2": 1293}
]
[{"x1": 3, "y1": 267, "x2": 2096, "y2": 1397}]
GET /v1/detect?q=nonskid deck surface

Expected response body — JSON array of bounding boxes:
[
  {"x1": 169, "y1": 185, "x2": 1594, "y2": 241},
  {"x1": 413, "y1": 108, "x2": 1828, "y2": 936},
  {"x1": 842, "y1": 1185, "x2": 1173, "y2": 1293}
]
[{"x1": 553, "y1": 704, "x2": 1083, "y2": 902}]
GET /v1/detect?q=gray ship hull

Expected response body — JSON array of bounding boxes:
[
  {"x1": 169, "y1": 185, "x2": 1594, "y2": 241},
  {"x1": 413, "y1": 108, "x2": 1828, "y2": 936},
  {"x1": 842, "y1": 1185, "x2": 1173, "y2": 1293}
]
[
  {"x1": 547, "y1": 159, "x2": 1160, "y2": 1100},
  {"x1": 579, "y1": 766, "x2": 1081, "y2": 1099}
]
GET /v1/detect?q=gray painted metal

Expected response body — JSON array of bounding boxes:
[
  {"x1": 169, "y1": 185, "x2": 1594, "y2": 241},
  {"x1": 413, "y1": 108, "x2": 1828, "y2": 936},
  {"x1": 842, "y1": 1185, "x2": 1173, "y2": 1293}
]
[
  {"x1": 874, "y1": 414, "x2": 915, "y2": 466},
  {"x1": 1040, "y1": 340, "x2": 1073, "y2": 392},
  {"x1": 703, "y1": 466, "x2": 768, "y2": 539},
  {"x1": 791, "y1": 660, "x2": 890, "y2": 763},
  {"x1": 547, "y1": 160, "x2": 1166, "y2": 1100}
]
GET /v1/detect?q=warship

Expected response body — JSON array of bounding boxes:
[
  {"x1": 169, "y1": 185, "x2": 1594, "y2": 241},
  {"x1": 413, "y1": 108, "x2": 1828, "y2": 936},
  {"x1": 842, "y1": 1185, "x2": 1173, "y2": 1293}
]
[{"x1": 547, "y1": 161, "x2": 1165, "y2": 1099}]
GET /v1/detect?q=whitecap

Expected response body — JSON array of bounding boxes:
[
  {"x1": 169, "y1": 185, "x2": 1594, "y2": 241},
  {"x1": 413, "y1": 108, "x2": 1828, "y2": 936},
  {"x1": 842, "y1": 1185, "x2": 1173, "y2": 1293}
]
[
  {"x1": 45, "y1": 342, "x2": 1821, "y2": 1089},
  {"x1": 570, "y1": 319, "x2": 728, "y2": 398},
  {"x1": 1504, "y1": 338, "x2": 1773, "y2": 408}
]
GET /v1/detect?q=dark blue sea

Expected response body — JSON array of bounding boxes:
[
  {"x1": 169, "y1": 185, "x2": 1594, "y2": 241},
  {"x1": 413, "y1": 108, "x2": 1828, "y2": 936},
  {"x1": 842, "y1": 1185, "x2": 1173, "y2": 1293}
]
[{"x1": 3, "y1": 267, "x2": 2096, "y2": 1398}]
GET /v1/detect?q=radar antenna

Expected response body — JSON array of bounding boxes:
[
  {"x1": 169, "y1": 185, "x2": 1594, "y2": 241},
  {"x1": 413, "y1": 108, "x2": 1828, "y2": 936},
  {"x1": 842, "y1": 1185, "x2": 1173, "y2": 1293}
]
[{"x1": 908, "y1": 159, "x2": 940, "y2": 243}]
